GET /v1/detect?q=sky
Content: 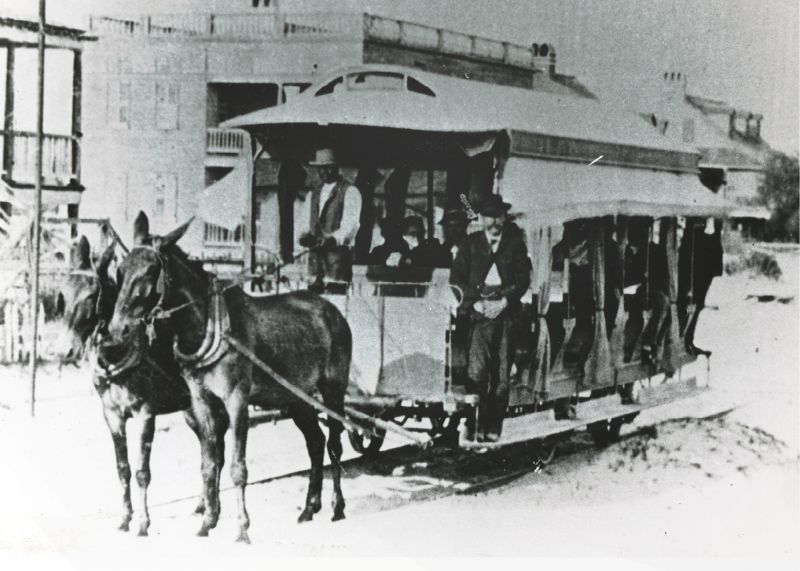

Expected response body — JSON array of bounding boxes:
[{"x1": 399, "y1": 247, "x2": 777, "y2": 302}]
[{"x1": 1, "y1": 0, "x2": 798, "y2": 153}]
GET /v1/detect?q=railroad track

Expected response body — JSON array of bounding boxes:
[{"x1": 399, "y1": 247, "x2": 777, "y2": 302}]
[{"x1": 150, "y1": 405, "x2": 744, "y2": 520}]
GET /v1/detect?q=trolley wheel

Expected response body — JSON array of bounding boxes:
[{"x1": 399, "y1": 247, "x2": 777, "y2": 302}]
[
  {"x1": 587, "y1": 418, "x2": 624, "y2": 447},
  {"x1": 348, "y1": 427, "x2": 386, "y2": 457}
]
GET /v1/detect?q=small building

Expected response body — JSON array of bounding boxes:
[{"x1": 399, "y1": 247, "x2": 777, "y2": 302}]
[
  {"x1": 79, "y1": 3, "x2": 591, "y2": 263},
  {"x1": 642, "y1": 72, "x2": 772, "y2": 237}
]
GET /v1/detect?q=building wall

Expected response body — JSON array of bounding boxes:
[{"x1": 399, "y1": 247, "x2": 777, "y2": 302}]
[{"x1": 81, "y1": 35, "x2": 364, "y2": 256}]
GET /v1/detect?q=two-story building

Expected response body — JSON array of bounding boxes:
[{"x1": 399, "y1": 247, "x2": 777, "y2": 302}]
[
  {"x1": 643, "y1": 71, "x2": 772, "y2": 236},
  {"x1": 79, "y1": 4, "x2": 591, "y2": 265},
  {"x1": 0, "y1": 15, "x2": 86, "y2": 250}
]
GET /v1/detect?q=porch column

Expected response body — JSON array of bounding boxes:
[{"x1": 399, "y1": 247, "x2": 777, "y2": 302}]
[
  {"x1": 71, "y1": 49, "x2": 82, "y2": 184},
  {"x1": 3, "y1": 46, "x2": 14, "y2": 181}
]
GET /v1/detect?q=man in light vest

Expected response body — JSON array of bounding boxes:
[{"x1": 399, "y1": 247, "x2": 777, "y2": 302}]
[{"x1": 299, "y1": 148, "x2": 362, "y2": 287}]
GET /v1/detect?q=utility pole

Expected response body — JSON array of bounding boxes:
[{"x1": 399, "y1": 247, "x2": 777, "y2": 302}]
[{"x1": 29, "y1": 0, "x2": 46, "y2": 417}]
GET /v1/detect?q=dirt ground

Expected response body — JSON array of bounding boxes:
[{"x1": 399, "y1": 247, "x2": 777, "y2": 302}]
[{"x1": 0, "y1": 252, "x2": 797, "y2": 568}]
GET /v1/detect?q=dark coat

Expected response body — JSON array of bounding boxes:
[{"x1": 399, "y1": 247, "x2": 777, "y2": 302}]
[{"x1": 450, "y1": 222, "x2": 531, "y2": 314}]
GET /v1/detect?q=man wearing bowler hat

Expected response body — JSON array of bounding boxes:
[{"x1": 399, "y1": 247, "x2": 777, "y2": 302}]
[
  {"x1": 299, "y1": 148, "x2": 362, "y2": 286},
  {"x1": 450, "y1": 194, "x2": 530, "y2": 442}
]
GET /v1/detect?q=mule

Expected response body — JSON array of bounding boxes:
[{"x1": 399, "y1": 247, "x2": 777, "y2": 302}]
[
  {"x1": 54, "y1": 236, "x2": 214, "y2": 536},
  {"x1": 105, "y1": 212, "x2": 351, "y2": 543}
]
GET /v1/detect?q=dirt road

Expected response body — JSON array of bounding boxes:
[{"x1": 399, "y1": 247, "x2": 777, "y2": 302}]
[{"x1": 0, "y1": 253, "x2": 797, "y2": 564}]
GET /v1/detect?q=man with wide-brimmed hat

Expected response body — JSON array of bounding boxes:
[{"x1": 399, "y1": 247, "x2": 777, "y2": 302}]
[
  {"x1": 450, "y1": 194, "x2": 530, "y2": 442},
  {"x1": 299, "y1": 148, "x2": 362, "y2": 285}
]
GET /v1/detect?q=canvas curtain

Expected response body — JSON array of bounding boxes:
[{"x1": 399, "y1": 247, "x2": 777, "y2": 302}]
[
  {"x1": 528, "y1": 225, "x2": 557, "y2": 397},
  {"x1": 584, "y1": 222, "x2": 614, "y2": 387},
  {"x1": 609, "y1": 217, "x2": 628, "y2": 367},
  {"x1": 661, "y1": 218, "x2": 681, "y2": 375}
]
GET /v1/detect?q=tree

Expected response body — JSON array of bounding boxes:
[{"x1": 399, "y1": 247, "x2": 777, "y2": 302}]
[{"x1": 759, "y1": 151, "x2": 799, "y2": 242}]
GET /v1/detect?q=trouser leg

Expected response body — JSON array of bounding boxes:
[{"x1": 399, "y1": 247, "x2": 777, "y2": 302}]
[
  {"x1": 486, "y1": 316, "x2": 513, "y2": 437},
  {"x1": 467, "y1": 317, "x2": 495, "y2": 438}
]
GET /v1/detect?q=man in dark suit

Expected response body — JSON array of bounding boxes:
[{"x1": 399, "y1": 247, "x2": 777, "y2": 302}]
[{"x1": 450, "y1": 195, "x2": 530, "y2": 442}]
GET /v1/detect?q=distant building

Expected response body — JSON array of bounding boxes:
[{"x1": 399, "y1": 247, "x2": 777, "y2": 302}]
[
  {"x1": 0, "y1": 16, "x2": 87, "y2": 247},
  {"x1": 79, "y1": 3, "x2": 590, "y2": 264},
  {"x1": 643, "y1": 72, "x2": 772, "y2": 236}
]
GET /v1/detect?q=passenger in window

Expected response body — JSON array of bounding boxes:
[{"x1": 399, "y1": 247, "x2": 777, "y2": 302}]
[
  {"x1": 450, "y1": 195, "x2": 530, "y2": 443},
  {"x1": 298, "y1": 148, "x2": 362, "y2": 290},
  {"x1": 623, "y1": 220, "x2": 669, "y2": 363},
  {"x1": 434, "y1": 208, "x2": 470, "y2": 268},
  {"x1": 398, "y1": 215, "x2": 440, "y2": 268},
  {"x1": 368, "y1": 218, "x2": 408, "y2": 267}
]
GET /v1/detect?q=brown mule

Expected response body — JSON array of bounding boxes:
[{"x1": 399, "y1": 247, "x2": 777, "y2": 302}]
[
  {"x1": 106, "y1": 212, "x2": 352, "y2": 543},
  {"x1": 53, "y1": 235, "x2": 209, "y2": 536}
]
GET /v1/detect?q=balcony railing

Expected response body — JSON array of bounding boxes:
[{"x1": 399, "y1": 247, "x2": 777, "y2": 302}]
[
  {"x1": 88, "y1": 12, "x2": 545, "y2": 71},
  {"x1": 2, "y1": 132, "x2": 76, "y2": 186},
  {"x1": 206, "y1": 128, "x2": 246, "y2": 155}
]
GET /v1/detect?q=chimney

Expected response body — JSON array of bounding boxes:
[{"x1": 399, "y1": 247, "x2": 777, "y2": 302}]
[
  {"x1": 662, "y1": 71, "x2": 687, "y2": 102},
  {"x1": 531, "y1": 43, "x2": 556, "y2": 76}
]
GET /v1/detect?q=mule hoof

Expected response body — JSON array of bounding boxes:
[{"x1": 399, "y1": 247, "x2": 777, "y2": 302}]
[
  {"x1": 193, "y1": 501, "x2": 205, "y2": 515},
  {"x1": 137, "y1": 527, "x2": 149, "y2": 538},
  {"x1": 196, "y1": 527, "x2": 210, "y2": 537},
  {"x1": 235, "y1": 530, "x2": 251, "y2": 544},
  {"x1": 297, "y1": 510, "x2": 314, "y2": 524},
  {"x1": 331, "y1": 511, "x2": 346, "y2": 522},
  {"x1": 118, "y1": 520, "x2": 130, "y2": 532}
]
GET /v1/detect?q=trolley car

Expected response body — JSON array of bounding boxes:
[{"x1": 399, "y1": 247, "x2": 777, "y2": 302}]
[{"x1": 220, "y1": 64, "x2": 730, "y2": 453}]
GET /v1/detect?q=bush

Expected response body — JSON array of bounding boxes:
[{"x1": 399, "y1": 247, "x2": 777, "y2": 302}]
[
  {"x1": 724, "y1": 250, "x2": 782, "y2": 280},
  {"x1": 759, "y1": 152, "x2": 799, "y2": 242}
]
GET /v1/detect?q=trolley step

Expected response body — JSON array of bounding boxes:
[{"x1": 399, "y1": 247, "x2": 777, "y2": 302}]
[{"x1": 461, "y1": 377, "x2": 704, "y2": 451}]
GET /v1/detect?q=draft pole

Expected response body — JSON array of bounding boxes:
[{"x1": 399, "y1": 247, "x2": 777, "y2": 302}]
[{"x1": 29, "y1": 0, "x2": 46, "y2": 417}]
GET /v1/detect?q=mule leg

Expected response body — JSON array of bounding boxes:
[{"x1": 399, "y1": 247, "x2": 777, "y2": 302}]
[
  {"x1": 227, "y1": 388, "x2": 251, "y2": 543},
  {"x1": 291, "y1": 405, "x2": 326, "y2": 523},
  {"x1": 323, "y1": 393, "x2": 346, "y2": 521},
  {"x1": 133, "y1": 411, "x2": 156, "y2": 537},
  {"x1": 104, "y1": 410, "x2": 133, "y2": 531},
  {"x1": 183, "y1": 409, "x2": 206, "y2": 515},
  {"x1": 191, "y1": 387, "x2": 228, "y2": 538}
]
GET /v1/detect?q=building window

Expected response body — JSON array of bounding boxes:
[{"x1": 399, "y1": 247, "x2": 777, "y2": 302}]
[
  {"x1": 682, "y1": 118, "x2": 695, "y2": 143},
  {"x1": 108, "y1": 80, "x2": 131, "y2": 129},
  {"x1": 155, "y1": 81, "x2": 179, "y2": 130},
  {"x1": 152, "y1": 172, "x2": 177, "y2": 221}
]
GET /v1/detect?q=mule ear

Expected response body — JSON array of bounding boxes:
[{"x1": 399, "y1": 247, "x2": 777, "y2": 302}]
[
  {"x1": 70, "y1": 235, "x2": 91, "y2": 270},
  {"x1": 133, "y1": 211, "x2": 149, "y2": 245},
  {"x1": 96, "y1": 239, "x2": 116, "y2": 284},
  {"x1": 157, "y1": 217, "x2": 194, "y2": 251}
]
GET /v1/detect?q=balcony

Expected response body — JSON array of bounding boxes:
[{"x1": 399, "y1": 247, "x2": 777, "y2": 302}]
[
  {"x1": 1, "y1": 132, "x2": 77, "y2": 188},
  {"x1": 206, "y1": 128, "x2": 246, "y2": 155},
  {"x1": 88, "y1": 12, "x2": 549, "y2": 73}
]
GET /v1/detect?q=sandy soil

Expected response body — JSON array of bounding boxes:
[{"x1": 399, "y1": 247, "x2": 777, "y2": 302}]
[{"x1": 0, "y1": 252, "x2": 797, "y2": 567}]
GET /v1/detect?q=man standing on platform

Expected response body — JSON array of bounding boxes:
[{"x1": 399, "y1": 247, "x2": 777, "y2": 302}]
[
  {"x1": 299, "y1": 148, "x2": 362, "y2": 287},
  {"x1": 450, "y1": 195, "x2": 530, "y2": 442}
]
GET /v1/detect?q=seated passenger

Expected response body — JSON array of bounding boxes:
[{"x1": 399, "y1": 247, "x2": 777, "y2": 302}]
[
  {"x1": 561, "y1": 221, "x2": 594, "y2": 368},
  {"x1": 436, "y1": 208, "x2": 470, "y2": 268},
  {"x1": 400, "y1": 215, "x2": 446, "y2": 269},
  {"x1": 368, "y1": 218, "x2": 408, "y2": 266},
  {"x1": 623, "y1": 221, "x2": 669, "y2": 363}
]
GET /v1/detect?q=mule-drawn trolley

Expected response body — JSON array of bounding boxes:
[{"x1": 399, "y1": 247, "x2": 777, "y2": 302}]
[{"x1": 215, "y1": 63, "x2": 730, "y2": 454}]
